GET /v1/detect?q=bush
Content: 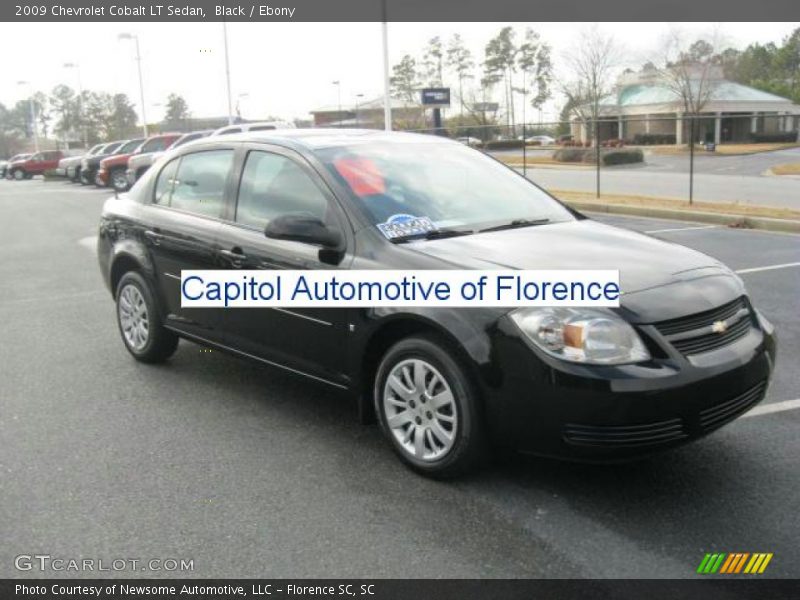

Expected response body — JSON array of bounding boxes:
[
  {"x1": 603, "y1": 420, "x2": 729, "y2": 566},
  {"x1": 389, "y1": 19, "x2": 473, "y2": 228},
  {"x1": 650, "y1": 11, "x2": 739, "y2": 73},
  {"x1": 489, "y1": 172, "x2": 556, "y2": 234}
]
[
  {"x1": 601, "y1": 148, "x2": 644, "y2": 166},
  {"x1": 632, "y1": 133, "x2": 676, "y2": 145},
  {"x1": 553, "y1": 148, "x2": 590, "y2": 163},
  {"x1": 750, "y1": 132, "x2": 797, "y2": 143},
  {"x1": 483, "y1": 139, "x2": 526, "y2": 150}
]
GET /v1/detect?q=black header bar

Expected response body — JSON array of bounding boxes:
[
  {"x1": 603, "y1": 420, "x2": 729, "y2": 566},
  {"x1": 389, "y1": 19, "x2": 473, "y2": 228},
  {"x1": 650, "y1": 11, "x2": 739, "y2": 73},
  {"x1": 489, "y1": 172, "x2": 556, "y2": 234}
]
[{"x1": 2, "y1": 0, "x2": 799, "y2": 22}]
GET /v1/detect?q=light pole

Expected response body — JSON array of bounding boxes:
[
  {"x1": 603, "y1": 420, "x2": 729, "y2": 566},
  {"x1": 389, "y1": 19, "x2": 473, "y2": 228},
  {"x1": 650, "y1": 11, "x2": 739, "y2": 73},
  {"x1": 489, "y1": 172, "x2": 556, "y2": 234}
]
[
  {"x1": 355, "y1": 93, "x2": 364, "y2": 127},
  {"x1": 236, "y1": 92, "x2": 249, "y2": 119},
  {"x1": 332, "y1": 80, "x2": 342, "y2": 127},
  {"x1": 381, "y1": 0, "x2": 391, "y2": 130},
  {"x1": 63, "y1": 62, "x2": 87, "y2": 147},
  {"x1": 222, "y1": 22, "x2": 234, "y2": 125},
  {"x1": 118, "y1": 32, "x2": 148, "y2": 137},
  {"x1": 17, "y1": 80, "x2": 39, "y2": 152}
]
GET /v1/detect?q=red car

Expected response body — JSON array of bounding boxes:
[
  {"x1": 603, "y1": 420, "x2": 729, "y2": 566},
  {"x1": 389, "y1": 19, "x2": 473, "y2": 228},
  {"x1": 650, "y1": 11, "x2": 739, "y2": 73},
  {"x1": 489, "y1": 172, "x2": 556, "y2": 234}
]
[
  {"x1": 6, "y1": 150, "x2": 64, "y2": 180},
  {"x1": 95, "y1": 138, "x2": 146, "y2": 191}
]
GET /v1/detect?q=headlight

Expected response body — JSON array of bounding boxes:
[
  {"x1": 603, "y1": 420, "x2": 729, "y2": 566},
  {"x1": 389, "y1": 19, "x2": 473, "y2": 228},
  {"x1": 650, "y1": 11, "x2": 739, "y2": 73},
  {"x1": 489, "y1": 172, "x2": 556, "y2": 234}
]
[{"x1": 510, "y1": 307, "x2": 650, "y2": 365}]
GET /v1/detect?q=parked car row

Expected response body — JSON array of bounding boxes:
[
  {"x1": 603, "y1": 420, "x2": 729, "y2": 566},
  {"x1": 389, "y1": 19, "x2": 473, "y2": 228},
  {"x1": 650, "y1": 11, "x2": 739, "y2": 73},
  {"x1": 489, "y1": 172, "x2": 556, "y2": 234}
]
[{"x1": 2, "y1": 120, "x2": 295, "y2": 190}]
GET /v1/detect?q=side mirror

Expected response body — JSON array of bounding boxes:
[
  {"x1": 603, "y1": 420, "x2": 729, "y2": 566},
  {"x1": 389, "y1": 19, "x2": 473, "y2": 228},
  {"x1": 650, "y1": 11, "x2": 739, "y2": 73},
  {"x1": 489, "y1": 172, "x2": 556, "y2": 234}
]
[{"x1": 265, "y1": 214, "x2": 343, "y2": 249}]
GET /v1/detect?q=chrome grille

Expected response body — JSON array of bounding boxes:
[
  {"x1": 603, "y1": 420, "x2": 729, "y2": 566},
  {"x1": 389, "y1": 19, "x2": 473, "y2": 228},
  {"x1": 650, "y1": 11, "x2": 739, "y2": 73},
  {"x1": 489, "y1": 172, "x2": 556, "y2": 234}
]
[{"x1": 653, "y1": 297, "x2": 754, "y2": 356}]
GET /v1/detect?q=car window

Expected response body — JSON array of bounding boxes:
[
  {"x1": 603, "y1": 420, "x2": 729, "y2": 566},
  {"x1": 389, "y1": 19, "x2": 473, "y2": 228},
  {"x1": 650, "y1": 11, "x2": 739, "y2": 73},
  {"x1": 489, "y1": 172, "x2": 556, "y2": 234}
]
[
  {"x1": 153, "y1": 157, "x2": 180, "y2": 206},
  {"x1": 166, "y1": 150, "x2": 234, "y2": 218},
  {"x1": 218, "y1": 127, "x2": 241, "y2": 135},
  {"x1": 249, "y1": 125, "x2": 276, "y2": 132},
  {"x1": 141, "y1": 137, "x2": 172, "y2": 153},
  {"x1": 29, "y1": 153, "x2": 43, "y2": 161},
  {"x1": 235, "y1": 151, "x2": 329, "y2": 229}
]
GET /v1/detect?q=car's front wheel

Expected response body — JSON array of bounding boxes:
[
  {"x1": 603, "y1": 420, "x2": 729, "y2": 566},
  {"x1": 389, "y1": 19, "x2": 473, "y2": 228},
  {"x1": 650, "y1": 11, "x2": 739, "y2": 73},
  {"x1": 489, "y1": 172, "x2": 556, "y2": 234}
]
[
  {"x1": 12, "y1": 168, "x2": 25, "y2": 180},
  {"x1": 110, "y1": 168, "x2": 128, "y2": 192},
  {"x1": 115, "y1": 271, "x2": 178, "y2": 363},
  {"x1": 374, "y1": 335, "x2": 486, "y2": 478}
]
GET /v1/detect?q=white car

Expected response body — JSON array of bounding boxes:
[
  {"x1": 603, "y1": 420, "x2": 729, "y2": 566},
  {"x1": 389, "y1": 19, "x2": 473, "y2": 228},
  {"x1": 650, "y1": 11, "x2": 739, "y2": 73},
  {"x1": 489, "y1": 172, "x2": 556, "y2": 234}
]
[
  {"x1": 212, "y1": 121, "x2": 296, "y2": 136},
  {"x1": 525, "y1": 135, "x2": 556, "y2": 145},
  {"x1": 456, "y1": 136, "x2": 482, "y2": 147}
]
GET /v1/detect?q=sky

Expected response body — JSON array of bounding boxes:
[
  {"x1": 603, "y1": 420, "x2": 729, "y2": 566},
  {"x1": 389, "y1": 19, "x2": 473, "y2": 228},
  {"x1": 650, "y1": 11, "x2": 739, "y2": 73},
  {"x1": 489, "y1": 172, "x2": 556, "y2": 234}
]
[{"x1": 1, "y1": 21, "x2": 798, "y2": 125}]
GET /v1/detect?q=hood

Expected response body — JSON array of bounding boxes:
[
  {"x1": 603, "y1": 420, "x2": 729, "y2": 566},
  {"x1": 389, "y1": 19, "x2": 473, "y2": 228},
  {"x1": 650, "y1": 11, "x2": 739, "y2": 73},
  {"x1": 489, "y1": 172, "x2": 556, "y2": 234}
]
[
  {"x1": 100, "y1": 153, "x2": 131, "y2": 168},
  {"x1": 128, "y1": 152, "x2": 158, "y2": 168},
  {"x1": 403, "y1": 220, "x2": 723, "y2": 295}
]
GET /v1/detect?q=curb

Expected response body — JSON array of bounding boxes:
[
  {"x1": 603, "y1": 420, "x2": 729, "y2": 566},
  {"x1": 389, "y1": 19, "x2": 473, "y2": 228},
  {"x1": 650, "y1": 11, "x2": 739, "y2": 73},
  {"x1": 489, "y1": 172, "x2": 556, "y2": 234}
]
[{"x1": 563, "y1": 201, "x2": 800, "y2": 234}]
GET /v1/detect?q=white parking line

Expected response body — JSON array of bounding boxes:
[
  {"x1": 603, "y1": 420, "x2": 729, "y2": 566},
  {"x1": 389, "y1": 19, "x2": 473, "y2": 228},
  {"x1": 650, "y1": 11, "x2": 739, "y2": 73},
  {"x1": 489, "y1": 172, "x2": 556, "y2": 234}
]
[
  {"x1": 735, "y1": 262, "x2": 800, "y2": 274},
  {"x1": 645, "y1": 225, "x2": 718, "y2": 234},
  {"x1": 744, "y1": 399, "x2": 800, "y2": 418}
]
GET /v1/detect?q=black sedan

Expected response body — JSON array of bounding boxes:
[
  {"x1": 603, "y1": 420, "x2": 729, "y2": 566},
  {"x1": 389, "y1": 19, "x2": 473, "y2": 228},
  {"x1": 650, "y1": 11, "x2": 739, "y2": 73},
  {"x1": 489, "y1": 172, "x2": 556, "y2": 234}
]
[{"x1": 97, "y1": 130, "x2": 776, "y2": 478}]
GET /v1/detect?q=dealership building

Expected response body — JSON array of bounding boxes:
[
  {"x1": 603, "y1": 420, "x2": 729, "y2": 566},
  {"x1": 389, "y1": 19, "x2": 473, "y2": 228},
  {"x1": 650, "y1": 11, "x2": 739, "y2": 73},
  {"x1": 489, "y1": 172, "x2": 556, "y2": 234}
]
[
  {"x1": 572, "y1": 66, "x2": 800, "y2": 144},
  {"x1": 310, "y1": 96, "x2": 421, "y2": 128}
]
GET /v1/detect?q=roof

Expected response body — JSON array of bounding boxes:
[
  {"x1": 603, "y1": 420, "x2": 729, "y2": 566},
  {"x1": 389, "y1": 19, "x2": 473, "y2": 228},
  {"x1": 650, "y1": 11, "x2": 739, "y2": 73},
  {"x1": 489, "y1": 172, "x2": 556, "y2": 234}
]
[
  {"x1": 187, "y1": 128, "x2": 453, "y2": 151},
  {"x1": 310, "y1": 96, "x2": 419, "y2": 114},
  {"x1": 600, "y1": 80, "x2": 798, "y2": 108}
]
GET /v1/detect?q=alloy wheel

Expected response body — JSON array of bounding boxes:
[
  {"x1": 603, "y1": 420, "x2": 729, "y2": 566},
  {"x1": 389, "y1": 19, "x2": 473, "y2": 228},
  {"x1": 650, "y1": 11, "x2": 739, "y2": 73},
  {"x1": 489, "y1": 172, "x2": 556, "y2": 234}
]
[
  {"x1": 118, "y1": 284, "x2": 149, "y2": 351},
  {"x1": 383, "y1": 358, "x2": 458, "y2": 461}
]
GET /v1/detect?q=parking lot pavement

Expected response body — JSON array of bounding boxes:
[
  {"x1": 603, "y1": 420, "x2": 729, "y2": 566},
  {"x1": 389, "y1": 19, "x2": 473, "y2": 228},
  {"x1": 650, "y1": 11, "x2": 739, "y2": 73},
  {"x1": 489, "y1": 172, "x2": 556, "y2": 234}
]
[{"x1": 1, "y1": 179, "x2": 798, "y2": 579}]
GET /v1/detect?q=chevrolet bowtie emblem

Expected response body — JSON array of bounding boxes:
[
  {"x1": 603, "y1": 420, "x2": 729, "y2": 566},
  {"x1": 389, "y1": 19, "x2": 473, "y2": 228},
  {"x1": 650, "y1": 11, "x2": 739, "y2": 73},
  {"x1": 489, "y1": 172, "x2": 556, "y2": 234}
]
[{"x1": 712, "y1": 320, "x2": 728, "y2": 334}]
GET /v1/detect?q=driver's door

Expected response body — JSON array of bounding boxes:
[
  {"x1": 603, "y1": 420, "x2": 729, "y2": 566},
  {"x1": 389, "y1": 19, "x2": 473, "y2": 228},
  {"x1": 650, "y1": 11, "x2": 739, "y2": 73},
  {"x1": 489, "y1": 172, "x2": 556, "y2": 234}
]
[{"x1": 216, "y1": 145, "x2": 353, "y2": 386}]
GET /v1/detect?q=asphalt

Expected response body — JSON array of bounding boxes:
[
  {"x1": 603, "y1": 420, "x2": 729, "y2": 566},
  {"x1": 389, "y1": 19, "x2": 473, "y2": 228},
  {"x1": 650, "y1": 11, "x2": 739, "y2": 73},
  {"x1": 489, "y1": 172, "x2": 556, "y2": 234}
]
[{"x1": 1, "y1": 178, "x2": 799, "y2": 579}]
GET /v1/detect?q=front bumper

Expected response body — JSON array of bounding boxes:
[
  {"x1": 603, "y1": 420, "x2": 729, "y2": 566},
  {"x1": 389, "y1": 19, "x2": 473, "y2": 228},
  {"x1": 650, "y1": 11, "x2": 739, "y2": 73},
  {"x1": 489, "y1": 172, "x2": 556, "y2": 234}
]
[
  {"x1": 95, "y1": 168, "x2": 109, "y2": 186},
  {"x1": 486, "y1": 315, "x2": 776, "y2": 461}
]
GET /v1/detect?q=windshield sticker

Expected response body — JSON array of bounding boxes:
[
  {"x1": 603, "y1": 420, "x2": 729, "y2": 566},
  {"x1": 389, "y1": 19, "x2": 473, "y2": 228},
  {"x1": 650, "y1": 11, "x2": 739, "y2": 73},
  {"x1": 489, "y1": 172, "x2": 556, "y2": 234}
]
[
  {"x1": 377, "y1": 214, "x2": 436, "y2": 240},
  {"x1": 333, "y1": 157, "x2": 386, "y2": 197}
]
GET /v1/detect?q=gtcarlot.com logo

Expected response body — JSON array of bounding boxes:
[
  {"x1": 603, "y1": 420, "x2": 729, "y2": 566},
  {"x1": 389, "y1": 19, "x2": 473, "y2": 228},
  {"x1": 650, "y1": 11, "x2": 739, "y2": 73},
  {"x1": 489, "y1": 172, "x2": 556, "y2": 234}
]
[{"x1": 697, "y1": 552, "x2": 773, "y2": 574}]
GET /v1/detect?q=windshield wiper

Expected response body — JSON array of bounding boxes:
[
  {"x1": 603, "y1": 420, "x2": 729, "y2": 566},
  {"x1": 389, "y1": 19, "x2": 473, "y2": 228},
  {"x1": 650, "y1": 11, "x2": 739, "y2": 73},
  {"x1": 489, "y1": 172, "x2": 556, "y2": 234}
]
[
  {"x1": 389, "y1": 228, "x2": 475, "y2": 244},
  {"x1": 479, "y1": 218, "x2": 551, "y2": 233}
]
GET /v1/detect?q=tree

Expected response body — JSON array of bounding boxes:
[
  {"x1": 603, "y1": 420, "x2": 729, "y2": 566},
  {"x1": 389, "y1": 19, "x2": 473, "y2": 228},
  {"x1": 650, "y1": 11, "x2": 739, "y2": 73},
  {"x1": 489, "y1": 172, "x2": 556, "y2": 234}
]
[
  {"x1": 561, "y1": 26, "x2": 621, "y2": 146},
  {"x1": 445, "y1": 33, "x2": 475, "y2": 115},
  {"x1": 484, "y1": 26, "x2": 518, "y2": 132},
  {"x1": 516, "y1": 28, "x2": 553, "y2": 127},
  {"x1": 390, "y1": 54, "x2": 421, "y2": 103},
  {"x1": 50, "y1": 84, "x2": 79, "y2": 140},
  {"x1": 164, "y1": 93, "x2": 190, "y2": 124},
  {"x1": 106, "y1": 93, "x2": 139, "y2": 139},
  {"x1": 421, "y1": 36, "x2": 444, "y2": 86}
]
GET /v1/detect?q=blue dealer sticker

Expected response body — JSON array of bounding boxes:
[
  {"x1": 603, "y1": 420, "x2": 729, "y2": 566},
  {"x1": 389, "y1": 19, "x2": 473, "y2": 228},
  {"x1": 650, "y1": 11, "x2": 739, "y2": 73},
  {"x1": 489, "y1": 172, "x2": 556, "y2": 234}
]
[{"x1": 377, "y1": 214, "x2": 437, "y2": 240}]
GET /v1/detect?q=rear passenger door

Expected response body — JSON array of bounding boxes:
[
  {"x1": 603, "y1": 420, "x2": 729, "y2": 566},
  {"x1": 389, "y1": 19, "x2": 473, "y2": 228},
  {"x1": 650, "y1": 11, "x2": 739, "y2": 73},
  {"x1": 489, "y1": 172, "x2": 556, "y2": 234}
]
[
  {"x1": 216, "y1": 145, "x2": 353, "y2": 386},
  {"x1": 142, "y1": 147, "x2": 236, "y2": 341}
]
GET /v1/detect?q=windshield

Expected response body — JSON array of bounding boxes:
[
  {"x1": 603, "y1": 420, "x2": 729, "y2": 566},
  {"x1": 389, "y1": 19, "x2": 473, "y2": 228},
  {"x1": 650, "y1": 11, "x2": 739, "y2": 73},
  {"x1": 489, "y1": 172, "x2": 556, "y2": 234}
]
[
  {"x1": 316, "y1": 140, "x2": 574, "y2": 232},
  {"x1": 118, "y1": 139, "x2": 145, "y2": 154},
  {"x1": 103, "y1": 143, "x2": 123, "y2": 154}
]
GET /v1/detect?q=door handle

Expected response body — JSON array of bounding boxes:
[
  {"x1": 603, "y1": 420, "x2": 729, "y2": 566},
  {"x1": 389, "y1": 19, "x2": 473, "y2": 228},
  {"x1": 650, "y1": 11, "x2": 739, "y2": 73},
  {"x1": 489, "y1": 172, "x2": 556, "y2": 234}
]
[
  {"x1": 220, "y1": 248, "x2": 248, "y2": 266},
  {"x1": 144, "y1": 230, "x2": 163, "y2": 245}
]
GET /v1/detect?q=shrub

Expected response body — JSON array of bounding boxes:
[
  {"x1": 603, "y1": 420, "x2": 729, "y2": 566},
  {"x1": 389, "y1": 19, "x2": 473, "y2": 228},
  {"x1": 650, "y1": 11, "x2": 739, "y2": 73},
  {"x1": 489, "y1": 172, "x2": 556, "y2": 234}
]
[
  {"x1": 750, "y1": 132, "x2": 797, "y2": 143},
  {"x1": 484, "y1": 139, "x2": 526, "y2": 150},
  {"x1": 632, "y1": 133, "x2": 676, "y2": 145},
  {"x1": 601, "y1": 148, "x2": 644, "y2": 166},
  {"x1": 553, "y1": 148, "x2": 590, "y2": 163}
]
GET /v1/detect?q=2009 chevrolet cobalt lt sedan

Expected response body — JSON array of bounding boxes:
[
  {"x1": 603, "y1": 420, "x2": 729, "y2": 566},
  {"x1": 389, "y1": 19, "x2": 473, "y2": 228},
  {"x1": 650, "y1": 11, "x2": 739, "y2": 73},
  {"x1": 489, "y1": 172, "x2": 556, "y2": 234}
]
[{"x1": 97, "y1": 129, "x2": 776, "y2": 478}]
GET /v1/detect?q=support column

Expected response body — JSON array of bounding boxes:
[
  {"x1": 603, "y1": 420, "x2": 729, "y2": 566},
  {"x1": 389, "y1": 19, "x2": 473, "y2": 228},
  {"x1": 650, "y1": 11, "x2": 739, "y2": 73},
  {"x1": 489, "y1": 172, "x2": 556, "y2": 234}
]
[
  {"x1": 579, "y1": 121, "x2": 587, "y2": 143},
  {"x1": 675, "y1": 113, "x2": 683, "y2": 145},
  {"x1": 618, "y1": 115, "x2": 624, "y2": 140},
  {"x1": 750, "y1": 113, "x2": 758, "y2": 134},
  {"x1": 645, "y1": 114, "x2": 651, "y2": 134},
  {"x1": 714, "y1": 112, "x2": 722, "y2": 145}
]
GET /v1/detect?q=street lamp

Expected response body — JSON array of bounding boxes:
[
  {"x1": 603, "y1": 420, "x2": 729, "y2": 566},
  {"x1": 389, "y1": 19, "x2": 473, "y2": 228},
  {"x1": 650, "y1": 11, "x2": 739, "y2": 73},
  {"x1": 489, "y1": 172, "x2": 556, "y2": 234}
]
[
  {"x1": 236, "y1": 93, "x2": 249, "y2": 119},
  {"x1": 63, "y1": 62, "x2": 87, "y2": 147},
  {"x1": 16, "y1": 80, "x2": 39, "y2": 152},
  {"x1": 355, "y1": 93, "x2": 364, "y2": 127},
  {"x1": 332, "y1": 80, "x2": 342, "y2": 127},
  {"x1": 222, "y1": 22, "x2": 234, "y2": 125},
  {"x1": 117, "y1": 32, "x2": 148, "y2": 137}
]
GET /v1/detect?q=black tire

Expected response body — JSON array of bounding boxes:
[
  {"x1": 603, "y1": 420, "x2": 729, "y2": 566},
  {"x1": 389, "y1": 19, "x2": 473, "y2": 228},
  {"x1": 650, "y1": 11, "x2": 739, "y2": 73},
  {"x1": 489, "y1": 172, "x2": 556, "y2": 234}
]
[
  {"x1": 110, "y1": 168, "x2": 128, "y2": 192},
  {"x1": 11, "y1": 168, "x2": 25, "y2": 181},
  {"x1": 115, "y1": 270, "x2": 178, "y2": 363},
  {"x1": 374, "y1": 335, "x2": 487, "y2": 478}
]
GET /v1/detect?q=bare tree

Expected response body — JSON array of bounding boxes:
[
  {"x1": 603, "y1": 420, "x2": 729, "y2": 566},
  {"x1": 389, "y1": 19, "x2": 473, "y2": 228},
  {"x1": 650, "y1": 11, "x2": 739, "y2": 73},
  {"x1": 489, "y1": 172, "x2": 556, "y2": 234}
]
[
  {"x1": 561, "y1": 26, "x2": 621, "y2": 146},
  {"x1": 446, "y1": 34, "x2": 475, "y2": 115},
  {"x1": 655, "y1": 30, "x2": 724, "y2": 121}
]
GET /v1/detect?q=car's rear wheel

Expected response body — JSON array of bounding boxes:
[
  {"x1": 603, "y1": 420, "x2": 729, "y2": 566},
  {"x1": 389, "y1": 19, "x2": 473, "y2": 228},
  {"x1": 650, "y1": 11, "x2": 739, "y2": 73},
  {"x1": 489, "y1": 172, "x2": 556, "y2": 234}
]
[
  {"x1": 115, "y1": 271, "x2": 178, "y2": 363},
  {"x1": 374, "y1": 335, "x2": 486, "y2": 478},
  {"x1": 110, "y1": 168, "x2": 128, "y2": 192}
]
